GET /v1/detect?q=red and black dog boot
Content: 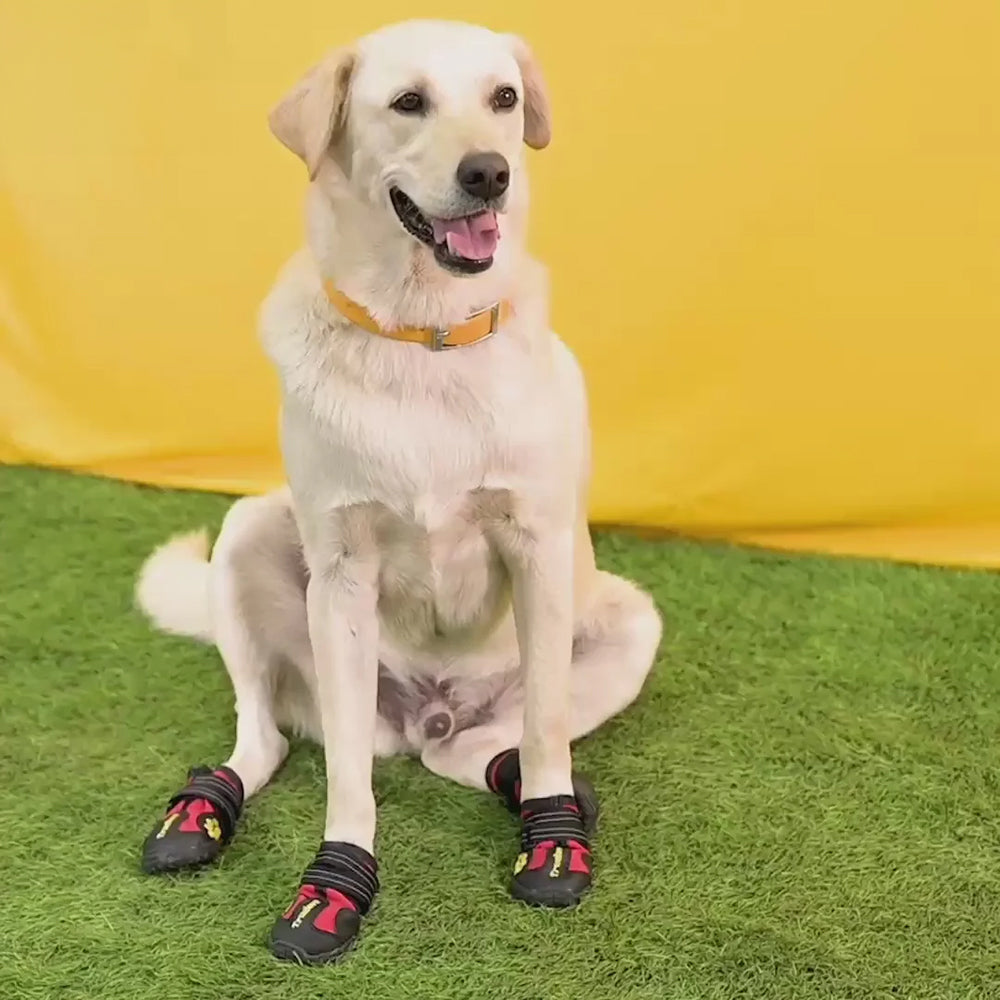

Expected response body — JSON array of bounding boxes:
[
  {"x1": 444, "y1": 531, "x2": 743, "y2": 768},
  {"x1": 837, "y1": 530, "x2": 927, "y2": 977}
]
[
  {"x1": 141, "y1": 765, "x2": 244, "y2": 874},
  {"x1": 510, "y1": 794, "x2": 593, "y2": 909},
  {"x1": 269, "y1": 841, "x2": 379, "y2": 965},
  {"x1": 485, "y1": 748, "x2": 600, "y2": 834}
]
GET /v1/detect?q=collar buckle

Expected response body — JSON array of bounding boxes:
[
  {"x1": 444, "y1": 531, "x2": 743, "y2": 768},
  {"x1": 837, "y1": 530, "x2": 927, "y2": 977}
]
[{"x1": 430, "y1": 302, "x2": 501, "y2": 351}]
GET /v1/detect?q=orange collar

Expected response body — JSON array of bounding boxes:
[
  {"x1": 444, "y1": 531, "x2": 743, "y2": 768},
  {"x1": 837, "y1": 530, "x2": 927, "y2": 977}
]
[{"x1": 324, "y1": 281, "x2": 510, "y2": 351}]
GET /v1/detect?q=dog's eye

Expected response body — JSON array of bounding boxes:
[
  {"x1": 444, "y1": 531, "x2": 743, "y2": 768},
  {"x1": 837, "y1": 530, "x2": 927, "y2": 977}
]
[
  {"x1": 491, "y1": 86, "x2": 518, "y2": 112},
  {"x1": 391, "y1": 91, "x2": 426, "y2": 115}
]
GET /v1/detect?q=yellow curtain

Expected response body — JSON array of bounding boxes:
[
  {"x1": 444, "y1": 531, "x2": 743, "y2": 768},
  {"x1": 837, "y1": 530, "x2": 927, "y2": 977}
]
[{"x1": 2, "y1": 2, "x2": 997, "y2": 566}]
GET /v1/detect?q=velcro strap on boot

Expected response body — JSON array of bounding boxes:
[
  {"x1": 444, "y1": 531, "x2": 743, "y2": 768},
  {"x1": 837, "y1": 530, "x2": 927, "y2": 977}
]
[
  {"x1": 520, "y1": 795, "x2": 589, "y2": 849},
  {"x1": 166, "y1": 765, "x2": 244, "y2": 841},
  {"x1": 301, "y1": 842, "x2": 380, "y2": 916}
]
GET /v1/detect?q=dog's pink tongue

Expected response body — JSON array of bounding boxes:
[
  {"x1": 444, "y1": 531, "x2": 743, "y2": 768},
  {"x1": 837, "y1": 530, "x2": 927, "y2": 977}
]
[{"x1": 431, "y1": 211, "x2": 499, "y2": 260}]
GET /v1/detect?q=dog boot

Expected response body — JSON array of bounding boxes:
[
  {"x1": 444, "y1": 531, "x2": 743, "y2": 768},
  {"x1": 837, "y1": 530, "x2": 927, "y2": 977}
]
[
  {"x1": 269, "y1": 842, "x2": 379, "y2": 965},
  {"x1": 485, "y1": 747, "x2": 600, "y2": 833},
  {"x1": 141, "y1": 765, "x2": 244, "y2": 874},
  {"x1": 511, "y1": 795, "x2": 593, "y2": 908}
]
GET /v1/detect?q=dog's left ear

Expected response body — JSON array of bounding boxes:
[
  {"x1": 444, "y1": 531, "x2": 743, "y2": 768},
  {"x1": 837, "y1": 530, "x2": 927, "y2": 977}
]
[
  {"x1": 269, "y1": 48, "x2": 356, "y2": 179},
  {"x1": 507, "y1": 36, "x2": 551, "y2": 150}
]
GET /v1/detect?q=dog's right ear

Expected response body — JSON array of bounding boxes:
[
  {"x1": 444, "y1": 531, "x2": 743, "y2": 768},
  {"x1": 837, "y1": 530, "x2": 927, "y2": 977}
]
[{"x1": 268, "y1": 48, "x2": 356, "y2": 179}]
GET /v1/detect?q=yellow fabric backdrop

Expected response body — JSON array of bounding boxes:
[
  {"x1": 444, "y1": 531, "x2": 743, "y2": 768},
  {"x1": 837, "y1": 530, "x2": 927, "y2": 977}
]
[{"x1": 1, "y1": 2, "x2": 997, "y2": 566}]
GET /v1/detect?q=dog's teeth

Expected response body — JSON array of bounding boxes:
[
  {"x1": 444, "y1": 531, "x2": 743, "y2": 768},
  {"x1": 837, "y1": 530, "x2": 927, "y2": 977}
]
[{"x1": 390, "y1": 186, "x2": 437, "y2": 248}]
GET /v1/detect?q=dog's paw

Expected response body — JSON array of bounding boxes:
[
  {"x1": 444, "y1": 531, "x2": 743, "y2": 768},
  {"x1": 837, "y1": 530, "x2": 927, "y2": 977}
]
[
  {"x1": 567, "y1": 772, "x2": 600, "y2": 836},
  {"x1": 510, "y1": 795, "x2": 593, "y2": 909},
  {"x1": 485, "y1": 748, "x2": 601, "y2": 834},
  {"x1": 269, "y1": 842, "x2": 379, "y2": 965},
  {"x1": 140, "y1": 765, "x2": 243, "y2": 874}
]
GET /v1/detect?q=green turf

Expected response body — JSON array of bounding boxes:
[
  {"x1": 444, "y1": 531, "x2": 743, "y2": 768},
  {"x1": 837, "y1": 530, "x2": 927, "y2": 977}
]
[{"x1": 2, "y1": 465, "x2": 1000, "y2": 1000}]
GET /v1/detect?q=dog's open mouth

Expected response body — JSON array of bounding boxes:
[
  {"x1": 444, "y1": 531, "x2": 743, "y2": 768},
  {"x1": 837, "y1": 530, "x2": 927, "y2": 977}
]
[{"x1": 390, "y1": 188, "x2": 499, "y2": 275}]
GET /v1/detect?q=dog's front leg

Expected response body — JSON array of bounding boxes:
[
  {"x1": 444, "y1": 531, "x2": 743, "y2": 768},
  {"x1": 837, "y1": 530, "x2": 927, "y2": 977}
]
[
  {"x1": 269, "y1": 552, "x2": 381, "y2": 965},
  {"x1": 307, "y1": 566, "x2": 380, "y2": 852},
  {"x1": 500, "y1": 514, "x2": 593, "y2": 907},
  {"x1": 511, "y1": 527, "x2": 575, "y2": 801}
]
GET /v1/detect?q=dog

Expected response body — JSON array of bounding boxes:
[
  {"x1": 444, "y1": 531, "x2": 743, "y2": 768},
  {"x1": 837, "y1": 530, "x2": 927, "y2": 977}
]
[{"x1": 136, "y1": 19, "x2": 662, "y2": 965}]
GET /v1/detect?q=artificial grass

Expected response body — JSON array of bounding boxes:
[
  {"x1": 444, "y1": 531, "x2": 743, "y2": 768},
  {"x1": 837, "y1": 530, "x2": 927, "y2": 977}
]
[{"x1": 2, "y1": 465, "x2": 1000, "y2": 1000}]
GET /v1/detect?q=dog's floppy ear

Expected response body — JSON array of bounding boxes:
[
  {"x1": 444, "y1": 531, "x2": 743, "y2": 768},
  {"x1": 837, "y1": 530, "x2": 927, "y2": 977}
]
[
  {"x1": 268, "y1": 48, "x2": 356, "y2": 179},
  {"x1": 507, "y1": 37, "x2": 551, "y2": 150}
]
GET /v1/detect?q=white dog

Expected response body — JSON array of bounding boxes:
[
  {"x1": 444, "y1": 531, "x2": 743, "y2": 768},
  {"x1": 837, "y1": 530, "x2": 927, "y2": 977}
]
[{"x1": 137, "y1": 19, "x2": 662, "y2": 964}]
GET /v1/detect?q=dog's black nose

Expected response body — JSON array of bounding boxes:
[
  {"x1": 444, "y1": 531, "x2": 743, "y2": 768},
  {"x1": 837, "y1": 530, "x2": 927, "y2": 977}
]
[{"x1": 456, "y1": 152, "x2": 510, "y2": 201}]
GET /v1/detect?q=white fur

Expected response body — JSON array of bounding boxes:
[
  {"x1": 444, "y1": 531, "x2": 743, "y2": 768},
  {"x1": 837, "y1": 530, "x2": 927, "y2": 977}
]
[
  {"x1": 137, "y1": 20, "x2": 662, "y2": 858},
  {"x1": 136, "y1": 530, "x2": 212, "y2": 643}
]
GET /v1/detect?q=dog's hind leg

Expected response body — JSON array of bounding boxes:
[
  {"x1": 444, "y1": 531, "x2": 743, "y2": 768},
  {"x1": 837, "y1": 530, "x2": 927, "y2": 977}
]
[
  {"x1": 141, "y1": 492, "x2": 305, "y2": 874},
  {"x1": 421, "y1": 572, "x2": 660, "y2": 790},
  {"x1": 420, "y1": 570, "x2": 661, "y2": 906}
]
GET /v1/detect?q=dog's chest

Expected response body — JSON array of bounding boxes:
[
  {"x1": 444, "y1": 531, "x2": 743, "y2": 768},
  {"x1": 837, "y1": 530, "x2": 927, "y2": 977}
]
[
  {"x1": 277, "y1": 316, "x2": 570, "y2": 650},
  {"x1": 375, "y1": 491, "x2": 509, "y2": 650}
]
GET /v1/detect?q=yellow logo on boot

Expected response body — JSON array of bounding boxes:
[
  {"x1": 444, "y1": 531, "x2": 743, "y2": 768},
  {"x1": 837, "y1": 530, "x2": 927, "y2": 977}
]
[
  {"x1": 549, "y1": 847, "x2": 564, "y2": 879},
  {"x1": 156, "y1": 813, "x2": 178, "y2": 840},
  {"x1": 292, "y1": 899, "x2": 321, "y2": 929}
]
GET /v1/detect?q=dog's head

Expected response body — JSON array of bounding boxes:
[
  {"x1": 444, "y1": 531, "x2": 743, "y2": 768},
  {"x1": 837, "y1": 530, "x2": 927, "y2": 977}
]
[{"x1": 269, "y1": 20, "x2": 550, "y2": 279}]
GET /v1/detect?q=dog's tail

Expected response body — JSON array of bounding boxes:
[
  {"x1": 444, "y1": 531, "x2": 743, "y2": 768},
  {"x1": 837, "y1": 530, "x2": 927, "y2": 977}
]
[{"x1": 135, "y1": 530, "x2": 214, "y2": 643}]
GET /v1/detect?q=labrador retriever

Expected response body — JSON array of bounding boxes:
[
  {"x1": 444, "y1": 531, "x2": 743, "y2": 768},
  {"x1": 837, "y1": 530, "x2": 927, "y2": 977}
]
[{"x1": 136, "y1": 19, "x2": 662, "y2": 964}]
